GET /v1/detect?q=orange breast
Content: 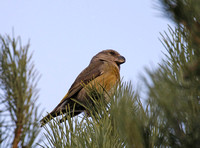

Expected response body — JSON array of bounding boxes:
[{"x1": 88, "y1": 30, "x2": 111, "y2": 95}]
[{"x1": 87, "y1": 62, "x2": 120, "y2": 93}]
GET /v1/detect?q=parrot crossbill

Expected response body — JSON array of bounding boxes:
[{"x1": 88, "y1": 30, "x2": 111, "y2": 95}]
[{"x1": 40, "y1": 49, "x2": 125, "y2": 126}]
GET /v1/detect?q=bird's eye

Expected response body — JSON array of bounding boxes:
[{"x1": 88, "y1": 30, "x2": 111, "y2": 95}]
[{"x1": 109, "y1": 51, "x2": 115, "y2": 55}]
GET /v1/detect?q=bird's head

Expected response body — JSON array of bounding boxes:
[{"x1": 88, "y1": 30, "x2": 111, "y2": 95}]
[{"x1": 91, "y1": 49, "x2": 126, "y2": 68}]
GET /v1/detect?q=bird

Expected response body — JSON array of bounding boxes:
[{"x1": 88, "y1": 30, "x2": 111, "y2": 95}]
[{"x1": 40, "y1": 49, "x2": 125, "y2": 126}]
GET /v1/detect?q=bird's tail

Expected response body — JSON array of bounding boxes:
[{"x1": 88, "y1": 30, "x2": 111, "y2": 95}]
[
  {"x1": 40, "y1": 109, "x2": 84, "y2": 127},
  {"x1": 40, "y1": 96, "x2": 72, "y2": 127},
  {"x1": 40, "y1": 99, "x2": 85, "y2": 127}
]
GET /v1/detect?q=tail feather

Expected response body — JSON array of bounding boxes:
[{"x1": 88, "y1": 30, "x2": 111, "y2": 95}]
[
  {"x1": 40, "y1": 99, "x2": 85, "y2": 127},
  {"x1": 40, "y1": 100, "x2": 70, "y2": 127}
]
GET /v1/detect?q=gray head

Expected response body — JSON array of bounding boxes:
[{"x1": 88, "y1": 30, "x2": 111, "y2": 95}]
[{"x1": 91, "y1": 49, "x2": 126, "y2": 67}]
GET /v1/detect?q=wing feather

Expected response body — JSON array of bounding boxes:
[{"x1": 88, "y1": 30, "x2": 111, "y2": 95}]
[{"x1": 53, "y1": 60, "x2": 104, "y2": 111}]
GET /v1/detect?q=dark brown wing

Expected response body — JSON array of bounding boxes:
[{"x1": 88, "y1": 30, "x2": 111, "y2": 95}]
[
  {"x1": 67, "y1": 60, "x2": 104, "y2": 99},
  {"x1": 51, "y1": 60, "x2": 104, "y2": 112},
  {"x1": 40, "y1": 60, "x2": 104, "y2": 126}
]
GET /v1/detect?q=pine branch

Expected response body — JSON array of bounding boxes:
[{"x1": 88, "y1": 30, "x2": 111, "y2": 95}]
[
  {"x1": 159, "y1": 0, "x2": 200, "y2": 78},
  {"x1": 0, "y1": 34, "x2": 42, "y2": 147},
  {"x1": 41, "y1": 82, "x2": 152, "y2": 148},
  {"x1": 145, "y1": 26, "x2": 200, "y2": 147}
]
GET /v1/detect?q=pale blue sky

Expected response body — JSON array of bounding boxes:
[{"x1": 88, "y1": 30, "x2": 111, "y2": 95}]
[{"x1": 0, "y1": 0, "x2": 171, "y2": 117}]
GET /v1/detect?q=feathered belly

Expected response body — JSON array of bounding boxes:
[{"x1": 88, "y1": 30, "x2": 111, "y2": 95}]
[{"x1": 85, "y1": 65, "x2": 120, "y2": 101}]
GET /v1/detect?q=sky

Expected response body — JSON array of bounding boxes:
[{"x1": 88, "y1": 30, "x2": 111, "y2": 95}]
[{"x1": 0, "y1": 0, "x2": 172, "y2": 118}]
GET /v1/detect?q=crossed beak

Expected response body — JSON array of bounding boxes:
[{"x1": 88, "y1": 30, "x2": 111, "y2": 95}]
[{"x1": 117, "y1": 55, "x2": 126, "y2": 64}]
